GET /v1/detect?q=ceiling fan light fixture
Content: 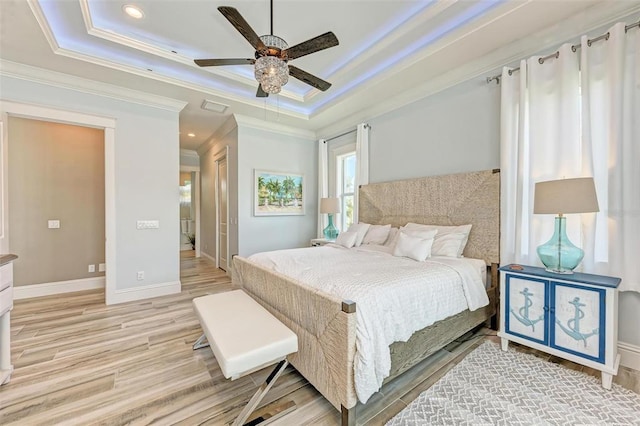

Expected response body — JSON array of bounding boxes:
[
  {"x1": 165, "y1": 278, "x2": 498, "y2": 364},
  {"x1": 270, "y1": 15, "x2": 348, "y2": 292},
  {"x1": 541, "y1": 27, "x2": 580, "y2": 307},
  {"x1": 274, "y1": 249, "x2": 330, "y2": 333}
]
[{"x1": 254, "y1": 56, "x2": 288, "y2": 94}]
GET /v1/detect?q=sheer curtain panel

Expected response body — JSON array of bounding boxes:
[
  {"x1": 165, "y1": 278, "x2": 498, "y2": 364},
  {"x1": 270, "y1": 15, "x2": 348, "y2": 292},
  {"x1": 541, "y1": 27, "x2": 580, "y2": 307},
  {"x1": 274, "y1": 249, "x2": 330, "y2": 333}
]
[
  {"x1": 354, "y1": 123, "x2": 370, "y2": 223},
  {"x1": 501, "y1": 21, "x2": 640, "y2": 293}
]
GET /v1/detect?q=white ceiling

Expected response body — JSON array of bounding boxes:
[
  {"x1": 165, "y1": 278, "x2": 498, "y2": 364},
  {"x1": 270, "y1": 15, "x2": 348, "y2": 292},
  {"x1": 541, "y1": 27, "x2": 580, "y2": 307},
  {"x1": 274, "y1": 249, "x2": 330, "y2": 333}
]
[{"x1": 2, "y1": 1, "x2": 639, "y2": 151}]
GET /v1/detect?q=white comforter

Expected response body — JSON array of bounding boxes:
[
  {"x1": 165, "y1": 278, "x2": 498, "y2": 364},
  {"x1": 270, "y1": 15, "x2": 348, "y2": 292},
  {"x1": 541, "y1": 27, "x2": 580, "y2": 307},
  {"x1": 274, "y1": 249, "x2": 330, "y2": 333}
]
[{"x1": 247, "y1": 244, "x2": 489, "y2": 403}]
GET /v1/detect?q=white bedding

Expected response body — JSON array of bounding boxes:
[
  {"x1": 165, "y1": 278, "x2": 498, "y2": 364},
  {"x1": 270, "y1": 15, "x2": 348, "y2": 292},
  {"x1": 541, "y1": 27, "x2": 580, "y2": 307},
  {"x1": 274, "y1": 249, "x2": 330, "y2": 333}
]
[{"x1": 247, "y1": 244, "x2": 489, "y2": 403}]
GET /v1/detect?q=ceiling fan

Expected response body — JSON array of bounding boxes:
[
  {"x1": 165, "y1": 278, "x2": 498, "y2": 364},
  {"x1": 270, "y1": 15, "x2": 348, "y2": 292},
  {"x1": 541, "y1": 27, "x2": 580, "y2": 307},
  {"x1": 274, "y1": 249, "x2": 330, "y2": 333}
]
[{"x1": 194, "y1": 0, "x2": 339, "y2": 97}]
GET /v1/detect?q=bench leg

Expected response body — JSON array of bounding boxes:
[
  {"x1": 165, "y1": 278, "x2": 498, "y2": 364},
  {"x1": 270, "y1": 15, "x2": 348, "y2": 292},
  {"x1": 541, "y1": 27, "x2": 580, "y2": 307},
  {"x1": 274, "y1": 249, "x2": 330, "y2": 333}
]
[
  {"x1": 193, "y1": 334, "x2": 209, "y2": 350},
  {"x1": 233, "y1": 359, "x2": 294, "y2": 426}
]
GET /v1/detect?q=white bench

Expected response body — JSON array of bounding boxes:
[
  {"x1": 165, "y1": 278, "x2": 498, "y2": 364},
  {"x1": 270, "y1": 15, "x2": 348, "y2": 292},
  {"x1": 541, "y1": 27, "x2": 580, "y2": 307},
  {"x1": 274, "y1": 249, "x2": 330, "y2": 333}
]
[{"x1": 192, "y1": 290, "x2": 298, "y2": 425}]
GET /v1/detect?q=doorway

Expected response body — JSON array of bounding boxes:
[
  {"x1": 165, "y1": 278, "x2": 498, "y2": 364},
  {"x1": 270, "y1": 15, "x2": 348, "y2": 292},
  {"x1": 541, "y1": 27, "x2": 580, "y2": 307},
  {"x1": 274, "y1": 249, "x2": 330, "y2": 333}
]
[{"x1": 0, "y1": 101, "x2": 116, "y2": 303}]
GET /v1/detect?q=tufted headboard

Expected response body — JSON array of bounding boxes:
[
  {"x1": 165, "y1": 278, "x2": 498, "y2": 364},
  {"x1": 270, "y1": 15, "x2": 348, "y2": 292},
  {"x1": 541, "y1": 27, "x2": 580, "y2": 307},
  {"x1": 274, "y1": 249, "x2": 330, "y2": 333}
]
[{"x1": 358, "y1": 169, "x2": 500, "y2": 265}]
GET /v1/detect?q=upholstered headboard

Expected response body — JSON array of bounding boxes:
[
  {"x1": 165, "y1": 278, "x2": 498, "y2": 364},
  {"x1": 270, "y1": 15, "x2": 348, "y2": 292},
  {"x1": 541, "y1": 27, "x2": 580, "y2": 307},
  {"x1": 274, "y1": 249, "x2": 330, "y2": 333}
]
[{"x1": 358, "y1": 169, "x2": 500, "y2": 265}]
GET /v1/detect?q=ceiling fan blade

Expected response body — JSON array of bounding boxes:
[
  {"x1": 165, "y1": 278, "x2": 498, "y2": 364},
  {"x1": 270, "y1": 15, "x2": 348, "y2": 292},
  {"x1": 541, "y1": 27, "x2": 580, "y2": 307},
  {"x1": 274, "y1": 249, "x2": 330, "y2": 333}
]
[
  {"x1": 194, "y1": 58, "x2": 255, "y2": 67},
  {"x1": 218, "y1": 6, "x2": 266, "y2": 52},
  {"x1": 282, "y1": 32, "x2": 339, "y2": 60},
  {"x1": 288, "y1": 65, "x2": 331, "y2": 91},
  {"x1": 256, "y1": 85, "x2": 269, "y2": 98}
]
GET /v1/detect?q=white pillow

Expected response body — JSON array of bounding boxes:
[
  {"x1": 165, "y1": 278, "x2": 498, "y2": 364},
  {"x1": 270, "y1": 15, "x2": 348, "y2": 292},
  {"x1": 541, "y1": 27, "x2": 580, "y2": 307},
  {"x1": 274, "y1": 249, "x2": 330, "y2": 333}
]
[
  {"x1": 383, "y1": 227, "x2": 399, "y2": 247},
  {"x1": 386, "y1": 226, "x2": 436, "y2": 249},
  {"x1": 404, "y1": 223, "x2": 472, "y2": 257},
  {"x1": 392, "y1": 230, "x2": 436, "y2": 262},
  {"x1": 347, "y1": 223, "x2": 371, "y2": 247},
  {"x1": 335, "y1": 231, "x2": 357, "y2": 248},
  {"x1": 362, "y1": 224, "x2": 391, "y2": 245}
]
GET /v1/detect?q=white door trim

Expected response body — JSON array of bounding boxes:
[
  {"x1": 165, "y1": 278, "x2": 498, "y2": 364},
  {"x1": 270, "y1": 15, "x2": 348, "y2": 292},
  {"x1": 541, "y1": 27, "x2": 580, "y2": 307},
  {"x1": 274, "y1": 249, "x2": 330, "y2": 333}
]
[
  {"x1": 0, "y1": 100, "x2": 116, "y2": 304},
  {"x1": 215, "y1": 147, "x2": 229, "y2": 274}
]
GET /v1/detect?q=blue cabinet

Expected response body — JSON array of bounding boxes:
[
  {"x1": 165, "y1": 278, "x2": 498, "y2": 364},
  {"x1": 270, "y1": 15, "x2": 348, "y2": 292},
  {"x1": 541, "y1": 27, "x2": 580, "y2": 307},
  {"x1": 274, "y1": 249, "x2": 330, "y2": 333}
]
[{"x1": 498, "y1": 265, "x2": 620, "y2": 389}]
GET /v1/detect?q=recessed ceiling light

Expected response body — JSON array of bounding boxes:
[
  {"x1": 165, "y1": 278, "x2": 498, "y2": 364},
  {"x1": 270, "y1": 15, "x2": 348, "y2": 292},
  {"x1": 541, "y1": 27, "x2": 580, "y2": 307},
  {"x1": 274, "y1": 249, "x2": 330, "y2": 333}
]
[
  {"x1": 187, "y1": 133, "x2": 196, "y2": 137},
  {"x1": 123, "y1": 5, "x2": 144, "y2": 19}
]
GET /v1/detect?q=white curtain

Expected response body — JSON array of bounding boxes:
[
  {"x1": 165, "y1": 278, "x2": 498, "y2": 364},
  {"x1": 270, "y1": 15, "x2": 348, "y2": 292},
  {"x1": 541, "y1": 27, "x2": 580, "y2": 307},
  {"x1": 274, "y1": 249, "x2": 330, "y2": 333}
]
[
  {"x1": 317, "y1": 139, "x2": 328, "y2": 238},
  {"x1": 354, "y1": 123, "x2": 370, "y2": 223},
  {"x1": 501, "y1": 22, "x2": 640, "y2": 292}
]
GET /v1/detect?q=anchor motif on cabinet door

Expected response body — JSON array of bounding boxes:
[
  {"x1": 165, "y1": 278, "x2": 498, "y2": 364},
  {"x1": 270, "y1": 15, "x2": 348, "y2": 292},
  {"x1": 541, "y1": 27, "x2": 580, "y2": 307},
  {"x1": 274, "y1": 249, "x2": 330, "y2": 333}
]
[
  {"x1": 555, "y1": 296, "x2": 599, "y2": 347},
  {"x1": 510, "y1": 287, "x2": 544, "y2": 332}
]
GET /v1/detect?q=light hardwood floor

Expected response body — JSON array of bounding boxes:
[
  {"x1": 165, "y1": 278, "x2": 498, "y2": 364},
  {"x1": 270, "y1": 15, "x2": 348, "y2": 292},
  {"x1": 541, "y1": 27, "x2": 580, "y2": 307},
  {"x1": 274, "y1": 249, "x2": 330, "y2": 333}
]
[{"x1": 1, "y1": 252, "x2": 638, "y2": 425}]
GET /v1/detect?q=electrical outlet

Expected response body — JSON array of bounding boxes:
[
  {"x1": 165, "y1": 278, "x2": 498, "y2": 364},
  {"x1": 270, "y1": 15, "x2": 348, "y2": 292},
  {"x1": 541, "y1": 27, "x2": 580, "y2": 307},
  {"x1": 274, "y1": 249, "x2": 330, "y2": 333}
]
[
  {"x1": 48, "y1": 220, "x2": 60, "y2": 229},
  {"x1": 137, "y1": 271, "x2": 144, "y2": 281},
  {"x1": 98, "y1": 263, "x2": 106, "y2": 272},
  {"x1": 88, "y1": 264, "x2": 95, "y2": 273}
]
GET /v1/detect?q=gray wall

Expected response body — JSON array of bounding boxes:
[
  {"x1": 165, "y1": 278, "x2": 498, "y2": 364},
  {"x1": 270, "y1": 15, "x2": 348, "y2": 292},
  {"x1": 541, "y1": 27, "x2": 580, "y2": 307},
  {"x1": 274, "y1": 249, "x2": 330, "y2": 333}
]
[
  {"x1": 8, "y1": 117, "x2": 105, "y2": 286},
  {"x1": 359, "y1": 73, "x2": 640, "y2": 347},
  {"x1": 1, "y1": 75, "x2": 180, "y2": 295},
  {"x1": 237, "y1": 126, "x2": 317, "y2": 256},
  {"x1": 369, "y1": 78, "x2": 501, "y2": 183}
]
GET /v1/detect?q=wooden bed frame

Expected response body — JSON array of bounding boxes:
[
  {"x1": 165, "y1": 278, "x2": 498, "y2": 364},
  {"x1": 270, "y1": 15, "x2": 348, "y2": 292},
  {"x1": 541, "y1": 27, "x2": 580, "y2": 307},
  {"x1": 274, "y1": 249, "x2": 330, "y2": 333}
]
[{"x1": 232, "y1": 169, "x2": 500, "y2": 425}]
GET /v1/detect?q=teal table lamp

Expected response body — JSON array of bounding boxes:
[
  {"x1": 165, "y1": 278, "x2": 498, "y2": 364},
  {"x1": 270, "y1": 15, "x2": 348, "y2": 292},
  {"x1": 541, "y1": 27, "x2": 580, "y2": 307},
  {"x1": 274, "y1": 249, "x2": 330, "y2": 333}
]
[
  {"x1": 320, "y1": 197, "x2": 340, "y2": 240},
  {"x1": 533, "y1": 177, "x2": 599, "y2": 274}
]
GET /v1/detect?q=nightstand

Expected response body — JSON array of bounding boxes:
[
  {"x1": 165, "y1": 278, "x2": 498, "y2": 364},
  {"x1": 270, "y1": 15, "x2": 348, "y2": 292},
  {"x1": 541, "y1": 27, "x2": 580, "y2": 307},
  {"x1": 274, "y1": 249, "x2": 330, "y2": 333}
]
[
  {"x1": 498, "y1": 264, "x2": 621, "y2": 389},
  {"x1": 310, "y1": 238, "x2": 331, "y2": 247}
]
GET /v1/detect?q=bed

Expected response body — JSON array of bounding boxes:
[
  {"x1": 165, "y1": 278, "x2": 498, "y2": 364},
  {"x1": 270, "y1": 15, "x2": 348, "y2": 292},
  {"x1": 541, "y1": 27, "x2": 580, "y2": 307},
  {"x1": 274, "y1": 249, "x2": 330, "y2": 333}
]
[{"x1": 232, "y1": 169, "x2": 500, "y2": 425}]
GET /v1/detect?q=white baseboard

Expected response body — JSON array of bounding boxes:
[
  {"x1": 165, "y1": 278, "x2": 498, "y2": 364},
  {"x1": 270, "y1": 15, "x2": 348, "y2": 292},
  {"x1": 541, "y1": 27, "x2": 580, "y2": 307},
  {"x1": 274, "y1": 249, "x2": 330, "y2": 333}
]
[
  {"x1": 106, "y1": 280, "x2": 181, "y2": 305},
  {"x1": 14, "y1": 277, "x2": 105, "y2": 299},
  {"x1": 618, "y1": 341, "x2": 640, "y2": 371}
]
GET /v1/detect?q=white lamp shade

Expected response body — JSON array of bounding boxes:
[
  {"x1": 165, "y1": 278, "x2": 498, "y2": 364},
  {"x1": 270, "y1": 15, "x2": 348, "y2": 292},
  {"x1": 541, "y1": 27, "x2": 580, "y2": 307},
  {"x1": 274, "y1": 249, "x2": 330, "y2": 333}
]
[
  {"x1": 534, "y1": 177, "x2": 599, "y2": 214},
  {"x1": 320, "y1": 197, "x2": 341, "y2": 214}
]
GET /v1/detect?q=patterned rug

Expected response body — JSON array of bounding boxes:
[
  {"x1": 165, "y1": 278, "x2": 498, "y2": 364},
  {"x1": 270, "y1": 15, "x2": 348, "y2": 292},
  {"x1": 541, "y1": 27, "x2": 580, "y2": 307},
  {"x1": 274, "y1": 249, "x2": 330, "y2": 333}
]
[{"x1": 387, "y1": 341, "x2": 640, "y2": 425}]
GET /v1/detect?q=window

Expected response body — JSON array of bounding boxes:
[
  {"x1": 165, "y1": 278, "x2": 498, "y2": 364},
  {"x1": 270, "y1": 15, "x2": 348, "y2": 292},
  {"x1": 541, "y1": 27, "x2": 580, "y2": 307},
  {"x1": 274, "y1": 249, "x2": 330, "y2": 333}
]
[{"x1": 337, "y1": 152, "x2": 356, "y2": 231}]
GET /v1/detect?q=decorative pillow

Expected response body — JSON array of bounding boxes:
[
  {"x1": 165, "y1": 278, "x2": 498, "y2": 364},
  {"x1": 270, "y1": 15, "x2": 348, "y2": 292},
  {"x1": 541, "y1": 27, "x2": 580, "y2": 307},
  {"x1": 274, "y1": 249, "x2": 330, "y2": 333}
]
[
  {"x1": 335, "y1": 231, "x2": 358, "y2": 248},
  {"x1": 392, "y1": 230, "x2": 437, "y2": 262},
  {"x1": 404, "y1": 223, "x2": 472, "y2": 257},
  {"x1": 347, "y1": 223, "x2": 371, "y2": 247},
  {"x1": 362, "y1": 224, "x2": 392, "y2": 245},
  {"x1": 383, "y1": 227, "x2": 399, "y2": 247}
]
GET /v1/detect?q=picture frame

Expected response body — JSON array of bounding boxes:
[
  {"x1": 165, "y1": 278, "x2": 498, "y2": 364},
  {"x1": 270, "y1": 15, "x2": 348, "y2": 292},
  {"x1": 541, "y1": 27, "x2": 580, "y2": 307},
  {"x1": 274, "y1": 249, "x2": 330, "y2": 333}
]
[{"x1": 254, "y1": 170, "x2": 304, "y2": 216}]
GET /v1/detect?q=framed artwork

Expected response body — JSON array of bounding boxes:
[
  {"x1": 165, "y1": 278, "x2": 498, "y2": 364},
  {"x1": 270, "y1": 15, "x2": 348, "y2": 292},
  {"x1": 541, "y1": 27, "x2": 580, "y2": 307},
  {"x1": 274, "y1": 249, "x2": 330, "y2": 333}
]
[{"x1": 254, "y1": 170, "x2": 304, "y2": 216}]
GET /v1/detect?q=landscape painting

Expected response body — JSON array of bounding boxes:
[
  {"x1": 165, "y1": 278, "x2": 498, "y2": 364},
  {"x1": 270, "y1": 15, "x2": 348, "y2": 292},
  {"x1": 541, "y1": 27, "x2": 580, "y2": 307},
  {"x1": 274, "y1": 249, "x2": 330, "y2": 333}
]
[{"x1": 254, "y1": 170, "x2": 304, "y2": 216}]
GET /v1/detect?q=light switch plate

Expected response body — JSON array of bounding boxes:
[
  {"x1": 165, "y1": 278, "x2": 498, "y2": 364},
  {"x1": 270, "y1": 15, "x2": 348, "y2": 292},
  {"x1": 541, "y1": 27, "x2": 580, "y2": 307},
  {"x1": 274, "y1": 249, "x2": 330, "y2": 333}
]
[
  {"x1": 98, "y1": 263, "x2": 106, "y2": 272},
  {"x1": 136, "y1": 220, "x2": 159, "y2": 229},
  {"x1": 48, "y1": 220, "x2": 60, "y2": 229}
]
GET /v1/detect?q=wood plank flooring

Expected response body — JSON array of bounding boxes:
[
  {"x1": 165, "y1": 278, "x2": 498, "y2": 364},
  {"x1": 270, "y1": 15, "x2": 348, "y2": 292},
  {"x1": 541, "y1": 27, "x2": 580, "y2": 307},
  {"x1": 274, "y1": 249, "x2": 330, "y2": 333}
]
[{"x1": 1, "y1": 251, "x2": 638, "y2": 425}]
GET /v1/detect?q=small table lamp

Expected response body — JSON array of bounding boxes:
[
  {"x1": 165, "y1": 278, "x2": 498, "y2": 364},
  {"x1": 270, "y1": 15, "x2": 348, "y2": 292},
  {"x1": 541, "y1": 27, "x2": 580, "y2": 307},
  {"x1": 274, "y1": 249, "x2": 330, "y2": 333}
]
[
  {"x1": 533, "y1": 177, "x2": 599, "y2": 274},
  {"x1": 320, "y1": 197, "x2": 341, "y2": 240}
]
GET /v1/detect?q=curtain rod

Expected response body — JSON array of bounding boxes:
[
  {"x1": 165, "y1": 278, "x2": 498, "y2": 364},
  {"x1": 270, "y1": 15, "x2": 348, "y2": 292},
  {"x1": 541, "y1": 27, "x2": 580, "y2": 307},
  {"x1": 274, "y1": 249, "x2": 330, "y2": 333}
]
[
  {"x1": 324, "y1": 123, "x2": 371, "y2": 142},
  {"x1": 486, "y1": 19, "x2": 640, "y2": 84}
]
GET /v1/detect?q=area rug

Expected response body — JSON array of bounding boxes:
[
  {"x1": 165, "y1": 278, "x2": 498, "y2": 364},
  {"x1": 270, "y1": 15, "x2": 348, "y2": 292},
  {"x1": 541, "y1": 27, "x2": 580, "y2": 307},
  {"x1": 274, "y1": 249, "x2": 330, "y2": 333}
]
[{"x1": 387, "y1": 341, "x2": 640, "y2": 425}]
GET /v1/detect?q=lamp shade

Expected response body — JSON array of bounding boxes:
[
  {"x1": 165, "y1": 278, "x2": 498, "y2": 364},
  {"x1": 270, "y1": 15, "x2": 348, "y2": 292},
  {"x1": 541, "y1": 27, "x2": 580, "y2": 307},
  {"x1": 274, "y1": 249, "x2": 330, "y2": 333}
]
[
  {"x1": 534, "y1": 177, "x2": 599, "y2": 215},
  {"x1": 320, "y1": 197, "x2": 341, "y2": 214}
]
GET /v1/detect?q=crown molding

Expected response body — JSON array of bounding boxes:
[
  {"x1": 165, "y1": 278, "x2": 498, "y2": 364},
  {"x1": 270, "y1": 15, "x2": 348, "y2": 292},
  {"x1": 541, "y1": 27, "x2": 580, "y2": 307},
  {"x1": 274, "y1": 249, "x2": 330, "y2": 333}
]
[
  {"x1": 179, "y1": 149, "x2": 199, "y2": 158},
  {"x1": 26, "y1": 0, "x2": 59, "y2": 52},
  {"x1": 234, "y1": 114, "x2": 316, "y2": 140},
  {"x1": 197, "y1": 115, "x2": 238, "y2": 156},
  {"x1": 0, "y1": 60, "x2": 187, "y2": 112},
  {"x1": 317, "y1": 1, "x2": 640, "y2": 138}
]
